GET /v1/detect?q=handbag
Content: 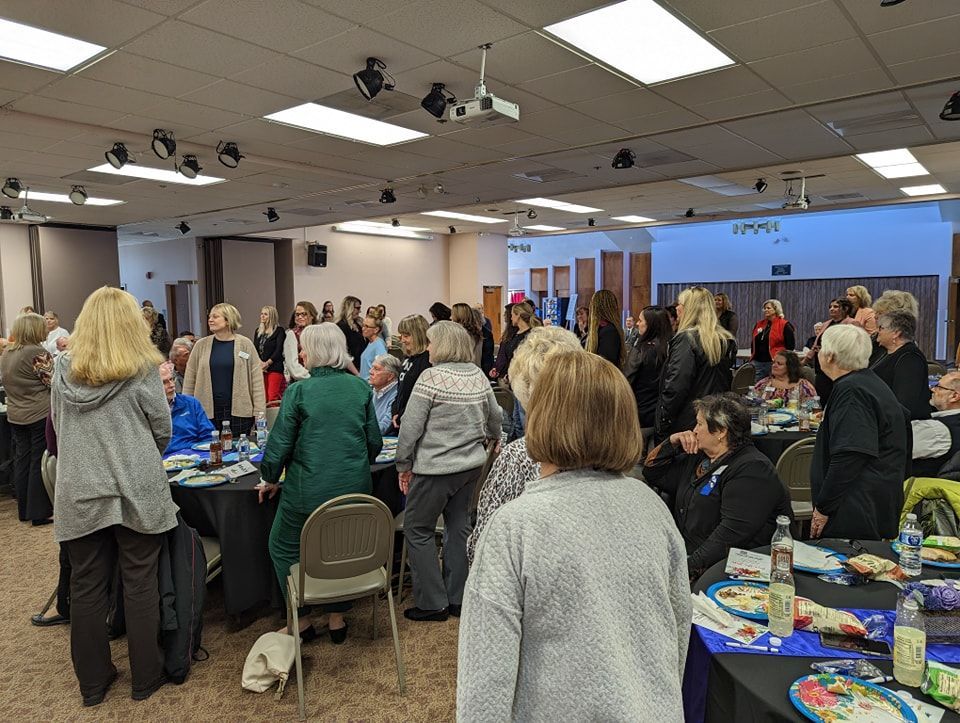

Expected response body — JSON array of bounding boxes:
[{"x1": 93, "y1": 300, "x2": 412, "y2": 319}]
[{"x1": 241, "y1": 632, "x2": 296, "y2": 699}]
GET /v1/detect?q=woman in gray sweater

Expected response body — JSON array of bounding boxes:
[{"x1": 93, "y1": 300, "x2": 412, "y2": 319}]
[
  {"x1": 396, "y1": 321, "x2": 501, "y2": 622},
  {"x1": 52, "y1": 287, "x2": 178, "y2": 707},
  {"x1": 458, "y1": 351, "x2": 691, "y2": 722}
]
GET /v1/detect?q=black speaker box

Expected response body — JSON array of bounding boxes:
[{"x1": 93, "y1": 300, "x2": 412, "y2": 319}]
[{"x1": 307, "y1": 244, "x2": 327, "y2": 267}]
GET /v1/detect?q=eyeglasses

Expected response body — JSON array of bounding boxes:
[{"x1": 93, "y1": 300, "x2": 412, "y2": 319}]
[
  {"x1": 295, "y1": 311, "x2": 309, "y2": 317},
  {"x1": 934, "y1": 384, "x2": 957, "y2": 394},
  {"x1": 362, "y1": 324, "x2": 378, "y2": 330}
]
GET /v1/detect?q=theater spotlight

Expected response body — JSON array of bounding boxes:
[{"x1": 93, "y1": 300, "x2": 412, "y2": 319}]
[
  {"x1": 217, "y1": 141, "x2": 244, "y2": 168},
  {"x1": 264, "y1": 207, "x2": 279, "y2": 223},
  {"x1": 391, "y1": 218, "x2": 400, "y2": 227},
  {"x1": 177, "y1": 221, "x2": 191, "y2": 235},
  {"x1": 353, "y1": 57, "x2": 394, "y2": 100},
  {"x1": 379, "y1": 188, "x2": 396, "y2": 204},
  {"x1": 449, "y1": 225, "x2": 456, "y2": 233},
  {"x1": 151, "y1": 129, "x2": 176, "y2": 160},
  {"x1": 527, "y1": 209, "x2": 537, "y2": 220},
  {"x1": 941, "y1": 91, "x2": 960, "y2": 121},
  {"x1": 880, "y1": 0, "x2": 905, "y2": 5},
  {"x1": 2, "y1": 177, "x2": 23, "y2": 199},
  {"x1": 178, "y1": 155, "x2": 202, "y2": 179},
  {"x1": 0, "y1": 207, "x2": 12, "y2": 220},
  {"x1": 69, "y1": 185, "x2": 88, "y2": 205},
  {"x1": 434, "y1": 182, "x2": 445, "y2": 194},
  {"x1": 611, "y1": 148, "x2": 635, "y2": 169},
  {"x1": 685, "y1": 208, "x2": 695, "y2": 218},
  {"x1": 754, "y1": 178, "x2": 768, "y2": 193},
  {"x1": 587, "y1": 218, "x2": 596, "y2": 227},
  {"x1": 105, "y1": 142, "x2": 132, "y2": 169},
  {"x1": 421, "y1": 83, "x2": 455, "y2": 119}
]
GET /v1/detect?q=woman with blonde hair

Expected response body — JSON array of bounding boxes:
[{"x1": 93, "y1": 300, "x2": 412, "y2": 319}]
[
  {"x1": 749, "y1": 298, "x2": 795, "y2": 379},
  {"x1": 254, "y1": 305, "x2": 285, "y2": 403},
  {"x1": 142, "y1": 305, "x2": 171, "y2": 356},
  {"x1": 654, "y1": 287, "x2": 736, "y2": 443},
  {"x1": 52, "y1": 286, "x2": 177, "y2": 705},
  {"x1": 184, "y1": 302, "x2": 265, "y2": 436},
  {"x1": 452, "y1": 302, "x2": 483, "y2": 366},
  {"x1": 336, "y1": 295, "x2": 366, "y2": 372},
  {"x1": 586, "y1": 289, "x2": 625, "y2": 368},
  {"x1": 493, "y1": 301, "x2": 537, "y2": 382},
  {"x1": 391, "y1": 314, "x2": 431, "y2": 430},
  {"x1": 458, "y1": 351, "x2": 690, "y2": 721},
  {"x1": 846, "y1": 285, "x2": 877, "y2": 334},
  {"x1": 1, "y1": 312, "x2": 54, "y2": 524}
]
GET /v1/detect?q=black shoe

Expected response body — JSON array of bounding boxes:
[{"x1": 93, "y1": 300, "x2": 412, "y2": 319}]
[
  {"x1": 404, "y1": 606, "x2": 449, "y2": 622},
  {"x1": 31, "y1": 518, "x2": 53, "y2": 526},
  {"x1": 31, "y1": 612, "x2": 69, "y2": 627},
  {"x1": 299, "y1": 625, "x2": 319, "y2": 644},
  {"x1": 132, "y1": 676, "x2": 166, "y2": 702},
  {"x1": 448, "y1": 604, "x2": 462, "y2": 618},
  {"x1": 82, "y1": 667, "x2": 118, "y2": 707},
  {"x1": 329, "y1": 622, "x2": 348, "y2": 645}
]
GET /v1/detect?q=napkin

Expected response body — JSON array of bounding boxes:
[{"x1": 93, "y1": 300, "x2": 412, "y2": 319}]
[
  {"x1": 794, "y1": 541, "x2": 845, "y2": 572},
  {"x1": 691, "y1": 592, "x2": 767, "y2": 644}
]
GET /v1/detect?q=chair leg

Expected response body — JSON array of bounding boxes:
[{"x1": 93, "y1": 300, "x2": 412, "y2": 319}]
[
  {"x1": 371, "y1": 593, "x2": 378, "y2": 641},
  {"x1": 288, "y1": 578, "x2": 306, "y2": 722},
  {"x1": 385, "y1": 586, "x2": 406, "y2": 695},
  {"x1": 397, "y1": 541, "x2": 407, "y2": 605},
  {"x1": 36, "y1": 588, "x2": 57, "y2": 618}
]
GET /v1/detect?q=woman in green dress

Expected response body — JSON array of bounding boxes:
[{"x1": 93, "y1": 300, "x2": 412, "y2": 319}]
[{"x1": 258, "y1": 323, "x2": 382, "y2": 643}]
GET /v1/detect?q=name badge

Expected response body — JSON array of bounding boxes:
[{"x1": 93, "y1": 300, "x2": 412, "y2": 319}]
[
  {"x1": 765, "y1": 386, "x2": 775, "y2": 394},
  {"x1": 699, "y1": 465, "x2": 728, "y2": 496},
  {"x1": 238, "y1": 351, "x2": 250, "y2": 360}
]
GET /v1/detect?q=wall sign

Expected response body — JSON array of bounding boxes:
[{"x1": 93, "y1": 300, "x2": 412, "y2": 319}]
[{"x1": 772, "y1": 264, "x2": 792, "y2": 276}]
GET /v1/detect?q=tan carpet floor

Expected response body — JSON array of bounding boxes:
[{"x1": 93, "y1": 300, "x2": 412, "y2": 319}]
[{"x1": 0, "y1": 496, "x2": 459, "y2": 721}]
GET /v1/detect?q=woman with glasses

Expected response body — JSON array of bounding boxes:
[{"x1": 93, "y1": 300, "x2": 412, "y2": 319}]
[
  {"x1": 283, "y1": 301, "x2": 318, "y2": 383},
  {"x1": 359, "y1": 315, "x2": 387, "y2": 379}
]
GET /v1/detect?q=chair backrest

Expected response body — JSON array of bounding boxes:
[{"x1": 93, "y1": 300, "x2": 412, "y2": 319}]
[
  {"x1": 40, "y1": 450, "x2": 54, "y2": 506},
  {"x1": 470, "y1": 443, "x2": 500, "y2": 515},
  {"x1": 929, "y1": 361, "x2": 947, "y2": 377},
  {"x1": 732, "y1": 363, "x2": 756, "y2": 395},
  {"x1": 265, "y1": 406, "x2": 281, "y2": 431},
  {"x1": 299, "y1": 494, "x2": 394, "y2": 586},
  {"x1": 494, "y1": 388, "x2": 514, "y2": 417},
  {"x1": 776, "y1": 437, "x2": 816, "y2": 503}
]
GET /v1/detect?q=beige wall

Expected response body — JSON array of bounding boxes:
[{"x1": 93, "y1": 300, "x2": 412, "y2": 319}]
[
  {"x1": 448, "y1": 232, "x2": 508, "y2": 305},
  {"x1": 118, "y1": 236, "x2": 202, "y2": 333},
  {"x1": 0, "y1": 224, "x2": 34, "y2": 335},
  {"x1": 221, "y1": 238, "x2": 276, "y2": 335}
]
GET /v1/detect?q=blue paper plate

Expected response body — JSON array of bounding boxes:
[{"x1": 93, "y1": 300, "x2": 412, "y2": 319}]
[
  {"x1": 766, "y1": 410, "x2": 796, "y2": 427},
  {"x1": 706, "y1": 580, "x2": 769, "y2": 621},
  {"x1": 891, "y1": 541, "x2": 960, "y2": 569},
  {"x1": 789, "y1": 674, "x2": 917, "y2": 722},
  {"x1": 163, "y1": 455, "x2": 200, "y2": 472},
  {"x1": 794, "y1": 546, "x2": 847, "y2": 575}
]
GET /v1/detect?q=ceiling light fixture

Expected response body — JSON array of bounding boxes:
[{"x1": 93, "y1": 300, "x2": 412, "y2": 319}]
[
  {"x1": 448, "y1": 225, "x2": 456, "y2": 233},
  {"x1": 391, "y1": 217, "x2": 400, "y2": 227},
  {"x1": 105, "y1": 142, "x2": 133, "y2": 169},
  {"x1": 353, "y1": 57, "x2": 395, "y2": 100},
  {"x1": 526, "y1": 209, "x2": 537, "y2": 219},
  {"x1": 216, "y1": 141, "x2": 244, "y2": 168},
  {"x1": 178, "y1": 155, "x2": 202, "y2": 179},
  {"x1": 334, "y1": 220, "x2": 432, "y2": 240},
  {"x1": 68, "y1": 186, "x2": 88, "y2": 205},
  {"x1": 11, "y1": 189, "x2": 123, "y2": 206},
  {"x1": 544, "y1": 0, "x2": 734, "y2": 85},
  {"x1": 0, "y1": 207, "x2": 11, "y2": 220},
  {"x1": 264, "y1": 102, "x2": 427, "y2": 146},
  {"x1": 264, "y1": 207, "x2": 279, "y2": 223},
  {"x1": 2, "y1": 177, "x2": 23, "y2": 199},
  {"x1": 855, "y1": 148, "x2": 930, "y2": 179},
  {"x1": 941, "y1": 91, "x2": 960, "y2": 121},
  {"x1": 0, "y1": 18, "x2": 106, "y2": 72},
  {"x1": 435, "y1": 182, "x2": 445, "y2": 194},
  {"x1": 421, "y1": 83, "x2": 456, "y2": 120},
  {"x1": 151, "y1": 129, "x2": 176, "y2": 160},
  {"x1": 612, "y1": 148, "x2": 636, "y2": 169},
  {"x1": 880, "y1": 0, "x2": 906, "y2": 6},
  {"x1": 754, "y1": 178, "x2": 768, "y2": 193},
  {"x1": 525, "y1": 224, "x2": 564, "y2": 231},
  {"x1": 901, "y1": 183, "x2": 947, "y2": 197},
  {"x1": 422, "y1": 210, "x2": 508, "y2": 224},
  {"x1": 516, "y1": 197, "x2": 602, "y2": 214},
  {"x1": 177, "y1": 221, "x2": 191, "y2": 235},
  {"x1": 379, "y1": 188, "x2": 396, "y2": 204},
  {"x1": 611, "y1": 215, "x2": 655, "y2": 223},
  {"x1": 87, "y1": 163, "x2": 224, "y2": 186}
]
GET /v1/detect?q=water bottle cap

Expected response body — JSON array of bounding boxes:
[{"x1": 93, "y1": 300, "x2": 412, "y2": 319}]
[
  {"x1": 902, "y1": 597, "x2": 919, "y2": 610},
  {"x1": 776, "y1": 515, "x2": 790, "y2": 525},
  {"x1": 768, "y1": 637, "x2": 782, "y2": 647},
  {"x1": 906, "y1": 513, "x2": 917, "y2": 521}
]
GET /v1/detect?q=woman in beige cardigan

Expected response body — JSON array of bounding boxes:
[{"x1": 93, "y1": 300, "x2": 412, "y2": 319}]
[{"x1": 183, "y1": 302, "x2": 265, "y2": 436}]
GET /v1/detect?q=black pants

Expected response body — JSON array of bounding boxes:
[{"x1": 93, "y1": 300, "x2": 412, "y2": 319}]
[
  {"x1": 65, "y1": 525, "x2": 164, "y2": 697},
  {"x1": 57, "y1": 543, "x2": 72, "y2": 617},
  {"x1": 10, "y1": 418, "x2": 50, "y2": 522},
  {"x1": 211, "y1": 400, "x2": 253, "y2": 438}
]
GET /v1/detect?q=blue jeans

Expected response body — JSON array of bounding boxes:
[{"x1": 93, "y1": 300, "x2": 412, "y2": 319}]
[{"x1": 508, "y1": 398, "x2": 526, "y2": 443}]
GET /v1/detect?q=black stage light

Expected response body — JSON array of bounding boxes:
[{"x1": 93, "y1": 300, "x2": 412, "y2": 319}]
[
  {"x1": 880, "y1": 0, "x2": 906, "y2": 6},
  {"x1": 391, "y1": 217, "x2": 400, "y2": 227},
  {"x1": 754, "y1": 178, "x2": 768, "y2": 193},
  {"x1": 421, "y1": 83, "x2": 453, "y2": 119},
  {"x1": 105, "y1": 142, "x2": 132, "y2": 169},
  {"x1": 179, "y1": 155, "x2": 202, "y2": 179},
  {"x1": 264, "y1": 207, "x2": 279, "y2": 223},
  {"x1": 151, "y1": 129, "x2": 176, "y2": 160},
  {"x1": 611, "y1": 148, "x2": 635, "y2": 169},
  {"x1": 0, "y1": 207, "x2": 12, "y2": 220},
  {"x1": 217, "y1": 141, "x2": 244, "y2": 168},
  {"x1": 379, "y1": 188, "x2": 396, "y2": 204},
  {"x1": 587, "y1": 218, "x2": 596, "y2": 227},
  {"x1": 354, "y1": 57, "x2": 393, "y2": 100},
  {"x1": 69, "y1": 185, "x2": 88, "y2": 205},
  {"x1": 449, "y1": 225, "x2": 456, "y2": 233},
  {"x1": 941, "y1": 91, "x2": 960, "y2": 121},
  {"x1": 527, "y1": 209, "x2": 537, "y2": 219},
  {"x1": 685, "y1": 208, "x2": 695, "y2": 218},
  {"x1": 177, "y1": 221, "x2": 191, "y2": 235},
  {"x1": 2, "y1": 177, "x2": 23, "y2": 199}
]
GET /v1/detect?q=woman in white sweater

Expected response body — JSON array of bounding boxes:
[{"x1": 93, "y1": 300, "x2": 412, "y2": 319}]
[{"x1": 458, "y1": 351, "x2": 691, "y2": 722}]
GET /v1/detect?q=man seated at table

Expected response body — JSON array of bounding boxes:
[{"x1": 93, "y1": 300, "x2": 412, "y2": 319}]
[
  {"x1": 160, "y1": 362, "x2": 213, "y2": 454},
  {"x1": 369, "y1": 353, "x2": 400, "y2": 435},
  {"x1": 169, "y1": 337, "x2": 193, "y2": 394},
  {"x1": 912, "y1": 371, "x2": 960, "y2": 479}
]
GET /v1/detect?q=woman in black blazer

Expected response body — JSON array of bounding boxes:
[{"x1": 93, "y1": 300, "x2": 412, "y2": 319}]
[
  {"x1": 254, "y1": 305, "x2": 285, "y2": 403},
  {"x1": 586, "y1": 289, "x2": 625, "y2": 368}
]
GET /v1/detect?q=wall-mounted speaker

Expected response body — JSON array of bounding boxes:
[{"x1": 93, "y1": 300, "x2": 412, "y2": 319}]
[{"x1": 307, "y1": 243, "x2": 327, "y2": 267}]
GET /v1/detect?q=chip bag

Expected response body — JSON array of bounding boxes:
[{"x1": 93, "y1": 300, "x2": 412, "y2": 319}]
[
  {"x1": 842, "y1": 554, "x2": 907, "y2": 583},
  {"x1": 794, "y1": 597, "x2": 868, "y2": 637},
  {"x1": 922, "y1": 661, "x2": 960, "y2": 712},
  {"x1": 923, "y1": 536, "x2": 960, "y2": 553}
]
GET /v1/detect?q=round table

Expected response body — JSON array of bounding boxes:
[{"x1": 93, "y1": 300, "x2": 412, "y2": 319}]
[
  {"x1": 168, "y1": 459, "x2": 398, "y2": 616},
  {"x1": 752, "y1": 429, "x2": 815, "y2": 465},
  {"x1": 687, "y1": 539, "x2": 960, "y2": 722}
]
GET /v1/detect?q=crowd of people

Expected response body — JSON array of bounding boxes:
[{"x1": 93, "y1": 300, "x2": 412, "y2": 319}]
[{"x1": 2, "y1": 279, "x2": 956, "y2": 716}]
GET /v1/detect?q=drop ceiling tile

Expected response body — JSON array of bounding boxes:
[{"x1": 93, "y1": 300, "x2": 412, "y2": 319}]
[
  {"x1": 707, "y1": 2, "x2": 858, "y2": 62},
  {"x1": 38, "y1": 76, "x2": 166, "y2": 114},
  {"x1": 888, "y1": 51, "x2": 960, "y2": 86},
  {"x1": 545, "y1": 122, "x2": 630, "y2": 146},
  {"x1": 9, "y1": 95, "x2": 128, "y2": 127},
  {"x1": 299, "y1": 0, "x2": 419, "y2": 23},
  {"x1": 398, "y1": 136, "x2": 510, "y2": 163},
  {"x1": 616, "y1": 108, "x2": 705, "y2": 134},
  {"x1": 867, "y1": 14, "x2": 960, "y2": 66},
  {"x1": 450, "y1": 32, "x2": 589, "y2": 85},
  {"x1": 779, "y1": 68, "x2": 893, "y2": 105},
  {"x1": 518, "y1": 64, "x2": 638, "y2": 105},
  {"x1": 694, "y1": 89, "x2": 792, "y2": 121},
  {"x1": 662, "y1": 0, "x2": 824, "y2": 32},
  {"x1": 125, "y1": 21, "x2": 282, "y2": 77},
  {"x1": 455, "y1": 124, "x2": 546, "y2": 149},
  {"x1": 229, "y1": 57, "x2": 352, "y2": 103},
  {"x1": 0, "y1": 89, "x2": 22, "y2": 105},
  {"x1": 139, "y1": 98, "x2": 249, "y2": 132},
  {"x1": 652, "y1": 125, "x2": 747, "y2": 151},
  {"x1": 286, "y1": 133, "x2": 383, "y2": 158},
  {"x1": 837, "y1": 0, "x2": 960, "y2": 35},
  {"x1": 518, "y1": 107, "x2": 603, "y2": 136},
  {"x1": 294, "y1": 27, "x2": 437, "y2": 76},
  {"x1": 748, "y1": 38, "x2": 881, "y2": 89},
  {"x1": 722, "y1": 110, "x2": 854, "y2": 159},
  {"x1": 680, "y1": 140, "x2": 784, "y2": 169},
  {"x1": 469, "y1": 0, "x2": 611, "y2": 27},
  {"x1": 180, "y1": 81, "x2": 301, "y2": 117},
  {"x1": 570, "y1": 89, "x2": 686, "y2": 123},
  {"x1": 646, "y1": 159, "x2": 719, "y2": 178},
  {"x1": 366, "y1": 0, "x2": 526, "y2": 58},
  {"x1": 181, "y1": 0, "x2": 356, "y2": 53},
  {"x1": 81, "y1": 53, "x2": 220, "y2": 97},
  {"x1": 0, "y1": 131, "x2": 61, "y2": 153},
  {"x1": 489, "y1": 135, "x2": 563, "y2": 156},
  {"x1": 844, "y1": 126, "x2": 937, "y2": 153},
  {"x1": 1, "y1": 0, "x2": 165, "y2": 47},
  {"x1": 0, "y1": 64, "x2": 61, "y2": 93},
  {"x1": 905, "y1": 84, "x2": 960, "y2": 142},
  {"x1": 654, "y1": 66, "x2": 772, "y2": 107},
  {"x1": 110, "y1": 116, "x2": 211, "y2": 141}
]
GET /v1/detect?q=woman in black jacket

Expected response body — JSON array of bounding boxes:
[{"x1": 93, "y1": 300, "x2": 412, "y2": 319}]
[
  {"x1": 391, "y1": 314, "x2": 432, "y2": 431},
  {"x1": 654, "y1": 287, "x2": 736, "y2": 443},
  {"x1": 644, "y1": 393, "x2": 792, "y2": 581},
  {"x1": 870, "y1": 308, "x2": 930, "y2": 420},
  {"x1": 254, "y1": 305, "x2": 285, "y2": 403},
  {"x1": 624, "y1": 306, "x2": 672, "y2": 454},
  {"x1": 586, "y1": 289, "x2": 625, "y2": 369}
]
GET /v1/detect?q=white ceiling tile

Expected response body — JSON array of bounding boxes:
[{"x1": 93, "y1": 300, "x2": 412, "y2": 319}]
[
  {"x1": 299, "y1": 0, "x2": 419, "y2": 24},
  {"x1": 518, "y1": 107, "x2": 604, "y2": 136},
  {"x1": 109, "y1": 116, "x2": 211, "y2": 141},
  {"x1": 837, "y1": 0, "x2": 960, "y2": 35},
  {"x1": 662, "y1": 0, "x2": 823, "y2": 32},
  {"x1": 868, "y1": 14, "x2": 960, "y2": 66},
  {"x1": 779, "y1": 68, "x2": 893, "y2": 105},
  {"x1": 748, "y1": 38, "x2": 881, "y2": 90},
  {"x1": 80, "y1": 53, "x2": 220, "y2": 97},
  {"x1": 8, "y1": 95, "x2": 128, "y2": 127},
  {"x1": 693, "y1": 89, "x2": 792, "y2": 121},
  {"x1": 118, "y1": 0, "x2": 200, "y2": 14},
  {"x1": 450, "y1": 32, "x2": 589, "y2": 85},
  {"x1": 0, "y1": 64, "x2": 61, "y2": 93},
  {"x1": 453, "y1": 124, "x2": 545, "y2": 148},
  {"x1": 0, "y1": 0, "x2": 165, "y2": 46},
  {"x1": 844, "y1": 126, "x2": 938, "y2": 153},
  {"x1": 887, "y1": 51, "x2": 960, "y2": 86},
  {"x1": 470, "y1": 0, "x2": 608, "y2": 27},
  {"x1": 905, "y1": 83, "x2": 960, "y2": 142},
  {"x1": 401, "y1": 136, "x2": 513, "y2": 163},
  {"x1": 181, "y1": 0, "x2": 356, "y2": 53},
  {"x1": 680, "y1": 140, "x2": 784, "y2": 168},
  {"x1": 38, "y1": 76, "x2": 165, "y2": 114},
  {"x1": 0, "y1": 88, "x2": 23, "y2": 105},
  {"x1": 616, "y1": 108, "x2": 705, "y2": 134},
  {"x1": 0, "y1": 131, "x2": 60, "y2": 153},
  {"x1": 179, "y1": 81, "x2": 301, "y2": 117},
  {"x1": 138, "y1": 98, "x2": 248, "y2": 132},
  {"x1": 294, "y1": 27, "x2": 437, "y2": 76},
  {"x1": 653, "y1": 66, "x2": 771, "y2": 107},
  {"x1": 722, "y1": 110, "x2": 854, "y2": 158},
  {"x1": 489, "y1": 135, "x2": 564, "y2": 156},
  {"x1": 229, "y1": 57, "x2": 353, "y2": 102},
  {"x1": 652, "y1": 125, "x2": 746, "y2": 151},
  {"x1": 545, "y1": 122, "x2": 630, "y2": 146},
  {"x1": 708, "y1": 2, "x2": 858, "y2": 62},
  {"x1": 650, "y1": 159, "x2": 720, "y2": 178},
  {"x1": 570, "y1": 89, "x2": 686, "y2": 123},
  {"x1": 519, "y1": 65, "x2": 638, "y2": 106}
]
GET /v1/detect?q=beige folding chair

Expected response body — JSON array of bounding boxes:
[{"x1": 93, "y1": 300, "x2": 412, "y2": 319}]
[
  {"x1": 35, "y1": 451, "x2": 59, "y2": 619},
  {"x1": 394, "y1": 510, "x2": 444, "y2": 605},
  {"x1": 928, "y1": 361, "x2": 947, "y2": 377},
  {"x1": 470, "y1": 443, "x2": 500, "y2": 517},
  {"x1": 494, "y1": 388, "x2": 514, "y2": 418},
  {"x1": 200, "y1": 536, "x2": 223, "y2": 584},
  {"x1": 265, "y1": 406, "x2": 281, "y2": 431},
  {"x1": 776, "y1": 437, "x2": 817, "y2": 532},
  {"x1": 732, "y1": 363, "x2": 756, "y2": 395},
  {"x1": 287, "y1": 494, "x2": 404, "y2": 721}
]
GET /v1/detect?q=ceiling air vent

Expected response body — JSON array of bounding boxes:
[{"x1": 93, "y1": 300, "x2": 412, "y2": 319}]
[
  {"x1": 282, "y1": 207, "x2": 331, "y2": 217},
  {"x1": 827, "y1": 110, "x2": 923, "y2": 138},
  {"x1": 820, "y1": 192, "x2": 866, "y2": 201},
  {"x1": 512, "y1": 168, "x2": 583, "y2": 183}
]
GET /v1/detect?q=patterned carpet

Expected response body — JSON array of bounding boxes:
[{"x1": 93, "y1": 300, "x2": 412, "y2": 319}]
[{"x1": 0, "y1": 496, "x2": 459, "y2": 721}]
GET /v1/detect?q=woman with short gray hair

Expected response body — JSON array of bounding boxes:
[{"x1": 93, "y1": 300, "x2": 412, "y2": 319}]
[
  {"x1": 396, "y1": 320, "x2": 501, "y2": 622},
  {"x1": 809, "y1": 324, "x2": 909, "y2": 540},
  {"x1": 643, "y1": 392, "x2": 791, "y2": 581},
  {"x1": 871, "y1": 308, "x2": 931, "y2": 420}
]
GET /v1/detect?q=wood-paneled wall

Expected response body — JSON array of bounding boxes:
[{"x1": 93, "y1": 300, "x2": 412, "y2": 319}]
[
  {"x1": 657, "y1": 275, "x2": 940, "y2": 358},
  {"x1": 630, "y1": 252, "x2": 651, "y2": 316},
  {"x1": 601, "y1": 251, "x2": 624, "y2": 311},
  {"x1": 576, "y1": 257, "x2": 595, "y2": 304},
  {"x1": 553, "y1": 265, "x2": 570, "y2": 296}
]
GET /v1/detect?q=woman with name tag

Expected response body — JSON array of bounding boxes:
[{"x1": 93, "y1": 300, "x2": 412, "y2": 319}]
[
  {"x1": 644, "y1": 392, "x2": 792, "y2": 581},
  {"x1": 753, "y1": 350, "x2": 816, "y2": 404}
]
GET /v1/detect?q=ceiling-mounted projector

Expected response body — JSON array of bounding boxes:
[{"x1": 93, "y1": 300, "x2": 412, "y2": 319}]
[{"x1": 449, "y1": 44, "x2": 519, "y2": 126}]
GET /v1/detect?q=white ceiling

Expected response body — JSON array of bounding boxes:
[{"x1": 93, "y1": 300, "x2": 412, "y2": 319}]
[{"x1": 0, "y1": 0, "x2": 957, "y2": 241}]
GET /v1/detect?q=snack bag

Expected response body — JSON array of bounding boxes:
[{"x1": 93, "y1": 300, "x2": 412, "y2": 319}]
[
  {"x1": 922, "y1": 661, "x2": 960, "y2": 712},
  {"x1": 923, "y1": 536, "x2": 960, "y2": 553},
  {"x1": 794, "y1": 598, "x2": 868, "y2": 637},
  {"x1": 842, "y1": 554, "x2": 907, "y2": 583}
]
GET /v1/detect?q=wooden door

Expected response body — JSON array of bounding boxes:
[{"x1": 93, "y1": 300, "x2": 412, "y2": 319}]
[
  {"x1": 601, "y1": 251, "x2": 624, "y2": 311},
  {"x1": 576, "y1": 257, "x2": 595, "y2": 305},
  {"x1": 629, "y1": 252, "x2": 651, "y2": 317},
  {"x1": 553, "y1": 265, "x2": 570, "y2": 297},
  {"x1": 530, "y1": 267, "x2": 548, "y2": 306},
  {"x1": 483, "y1": 285, "x2": 502, "y2": 341}
]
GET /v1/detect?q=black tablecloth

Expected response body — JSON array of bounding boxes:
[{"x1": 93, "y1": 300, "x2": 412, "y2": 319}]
[
  {"x1": 687, "y1": 539, "x2": 960, "y2": 722},
  {"x1": 752, "y1": 429, "x2": 815, "y2": 465},
  {"x1": 169, "y1": 460, "x2": 398, "y2": 616}
]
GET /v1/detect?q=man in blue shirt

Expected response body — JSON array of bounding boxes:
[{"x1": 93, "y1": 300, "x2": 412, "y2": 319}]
[
  {"x1": 369, "y1": 354, "x2": 400, "y2": 435},
  {"x1": 160, "y1": 362, "x2": 214, "y2": 454}
]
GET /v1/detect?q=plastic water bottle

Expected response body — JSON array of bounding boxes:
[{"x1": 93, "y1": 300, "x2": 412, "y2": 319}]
[
  {"x1": 255, "y1": 412, "x2": 268, "y2": 448},
  {"x1": 899, "y1": 513, "x2": 923, "y2": 577},
  {"x1": 894, "y1": 596, "x2": 926, "y2": 687},
  {"x1": 771, "y1": 515, "x2": 794, "y2": 573},
  {"x1": 768, "y1": 515, "x2": 795, "y2": 638},
  {"x1": 237, "y1": 434, "x2": 250, "y2": 462}
]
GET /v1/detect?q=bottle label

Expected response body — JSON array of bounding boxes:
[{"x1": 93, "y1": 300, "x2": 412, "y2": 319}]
[
  {"x1": 900, "y1": 531, "x2": 922, "y2": 547},
  {"x1": 894, "y1": 626, "x2": 926, "y2": 671},
  {"x1": 768, "y1": 583, "x2": 795, "y2": 627},
  {"x1": 772, "y1": 547, "x2": 793, "y2": 573}
]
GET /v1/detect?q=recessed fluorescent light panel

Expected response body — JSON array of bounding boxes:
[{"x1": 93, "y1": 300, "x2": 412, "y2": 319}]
[
  {"x1": 611, "y1": 215, "x2": 655, "y2": 223},
  {"x1": 265, "y1": 103, "x2": 427, "y2": 146},
  {"x1": 856, "y1": 149, "x2": 930, "y2": 179},
  {"x1": 334, "y1": 221, "x2": 433, "y2": 240},
  {"x1": 0, "y1": 18, "x2": 106, "y2": 72},
  {"x1": 421, "y1": 210, "x2": 507, "y2": 224},
  {"x1": 900, "y1": 184, "x2": 946, "y2": 197},
  {"x1": 525, "y1": 225, "x2": 565, "y2": 231},
  {"x1": 87, "y1": 163, "x2": 225, "y2": 186},
  {"x1": 516, "y1": 197, "x2": 602, "y2": 214},
  {"x1": 544, "y1": 0, "x2": 734, "y2": 84},
  {"x1": 19, "y1": 190, "x2": 123, "y2": 206}
]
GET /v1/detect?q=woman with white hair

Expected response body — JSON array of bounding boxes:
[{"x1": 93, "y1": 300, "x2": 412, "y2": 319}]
[
  {"x1": 749, "y1": 298, "x2": 795, "y2": 380},
  {"x1": 810, "y1": 324, "x2": 908, "y2": 541},
  {"x1": 396, "y1": 321, "x2": 501, "y2": 622},
  {"x1": 258, "y1": 323, "x2": 383, "y2": 644},
  {"x1": 871, "y1": 308, "x2": 931, "y2": 420},
  {"x1": 467, "y1": 326, "x2": 584, "y2": 566}
]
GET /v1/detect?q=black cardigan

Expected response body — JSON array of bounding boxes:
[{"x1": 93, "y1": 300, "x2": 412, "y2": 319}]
[
  {"x1": 644, "y1": 441, "x2": 792, "y2": 579},
  {"x1": 253, "y1": 327, "x2": 285, "y2": 374},
  {"x1": 869, "y1": 341, "x2": 931, "y2": 420},
  {"x1": 337, "y1": 319, "x2": 367, "y2": 368},
  {"x1": 593, "y1": 321, "x2": 624, "y2": 368},
  {"x1": 624, "y1": 340, "x2": 665, "y2": 428}
]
